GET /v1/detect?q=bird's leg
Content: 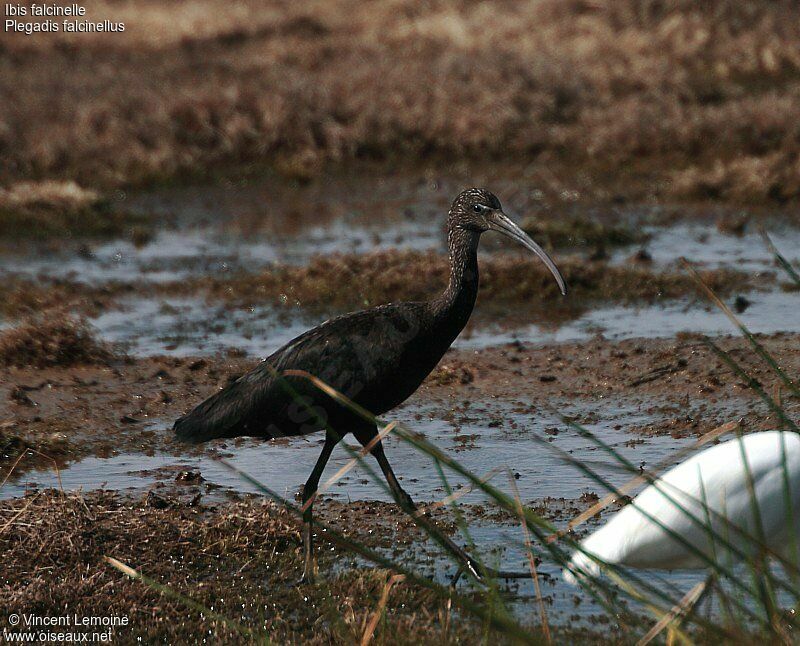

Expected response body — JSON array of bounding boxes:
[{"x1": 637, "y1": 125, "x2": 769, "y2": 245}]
[
  {"x1": 364, "y1": 435, "x2": 538, "y2": 585},
  {"x1": 366, "y1": 437, "x2": 486, "y2": 580},
  {"x1": 299, "y1": 431, "x2": 339, "y2": 584},
  {"x1": 367, "y1": 439, "x2": 417, "y2": 512}
]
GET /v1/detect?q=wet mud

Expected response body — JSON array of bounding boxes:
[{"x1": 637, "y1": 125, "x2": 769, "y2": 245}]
[
  {"x1": 2, "y1": 330, "x2": 797, "y2": 481},
  {"x1": 1, "y1": 171, "x2": 799, "y2": 641}
]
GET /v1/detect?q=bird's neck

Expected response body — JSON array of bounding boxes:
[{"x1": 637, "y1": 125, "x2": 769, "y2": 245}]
[{"x1": 433, "y1": 226, "x2": 481, "y2": 327}]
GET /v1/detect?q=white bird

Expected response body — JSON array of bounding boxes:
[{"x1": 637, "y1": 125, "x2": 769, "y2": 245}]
[{"x1": 565, "y1": 430, "x2": 800, "y2": 583}]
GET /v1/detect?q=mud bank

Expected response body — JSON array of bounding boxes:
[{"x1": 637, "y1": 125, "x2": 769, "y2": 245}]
[
  {"x1": 0, "y1": 488, "x2": 649, "y2": 643},
  {"x1": 188, "y1": 250, "x2": 770, "y2": 313},
  {"x1": 0, "y1": 251, "x2": 772, "y2": 324},
  {"x1": 0, "y1": 491, "x2": 471, "y2": 644},
  {"x1": 0, "y1": 180, "x2": 154, "y2": 240},
  {"x1": 2, "y1": 332, "x2": 796, "y2": 479}
]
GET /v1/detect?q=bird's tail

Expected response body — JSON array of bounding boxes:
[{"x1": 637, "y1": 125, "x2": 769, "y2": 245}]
[
  {"x1": 173, "y1": 378, "x2": 256, "y2": 444},
  {"x1": 563, "y1": 549, "x2": 602, "y2": 586}
]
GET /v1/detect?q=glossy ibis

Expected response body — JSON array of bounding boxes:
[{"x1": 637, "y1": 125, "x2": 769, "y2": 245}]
[{"x1": 175, "y1": 188, "x2": 567, "y2": 582}]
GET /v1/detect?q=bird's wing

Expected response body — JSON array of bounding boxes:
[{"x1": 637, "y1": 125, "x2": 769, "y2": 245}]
[
  {"x1": 174, "y1": 302, "x2": 428, "y2": 442},
  {"x1": 251, "y1": 301, "x2": 429, "y2": 394}
]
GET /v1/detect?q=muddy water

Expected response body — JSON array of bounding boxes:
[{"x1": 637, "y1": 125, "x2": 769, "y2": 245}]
[
  {"x1": 3, "y1": 178, "x2": 799, "y2": 356},
  {"x1": 0, "y1": 399, "x2": 746, "y2": 624},
  {"x1": 2, "y1": 176, "x2": 799, "y2": 627},
  {"x1": 89, "y1": 286, "x2": 799, "y2": 358},
  {"x1": 456, "y1": 289, "x2": 800, "y2": 349},
  {"x1": 637, "y1": 222, "x2": 800, "y2": 272},
  {"x1": 90, "y1": 297, "x2": 313, "y2": 357},
  {"x1": 0, "y1": 220, "x2": 442, "y2": 284},
  {"x1": 2, "y1": 180, "x2": 798, "y2": 288},
  {"x1": 6, "y1": 180, "x2": 798, "y2": 352},
  {"x1": 3, "y1": 400, "x2": 693, "y2": 501}
]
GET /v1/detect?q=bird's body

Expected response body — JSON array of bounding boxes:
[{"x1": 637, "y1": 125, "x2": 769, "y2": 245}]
[
  {"x1": 175, "y1": 247, "x2": 477, "y2": 444},
  {"x1": 174, "y1": 188, "x2": 567, "y2": 582},
  {"x1": 566, "y1": 431, "x2": 800, "y2": 582}
]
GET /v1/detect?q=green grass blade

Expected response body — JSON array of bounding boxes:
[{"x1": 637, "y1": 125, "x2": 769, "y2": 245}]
[
  {"x1": 704, "y1": 338, "x2": 799, "y2": 432},
  {"x1": 553, "y1": 414, "x2": 794, "y2": 578},
  {"x1": 734, "y1": 431, "x2": 779, "y2": 622},
  {"x1": 759, "y1": 226, "x2": 800, "y2": 287},
  {"x1": 216, "y1": 457, "x2": 540, "y2": 643},
  {"x1": 682, "y1": 257, "x2": 800, "y2": 399},
  {"x1": 399, "y1": 426, "x2": 733, "y2": 634},
  {"x1": 265, "y1": 367, "x2": 507, "y2": 578}
]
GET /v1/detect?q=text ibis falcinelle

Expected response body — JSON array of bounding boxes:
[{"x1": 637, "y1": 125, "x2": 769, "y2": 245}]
[{"x1": 5, "y1": 3, "x2": 125, "y2": 34}]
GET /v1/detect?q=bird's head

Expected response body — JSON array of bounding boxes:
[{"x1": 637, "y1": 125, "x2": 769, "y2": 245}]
[{"x1": 449, "y1": 188, "x2": 567, "y2": 295}]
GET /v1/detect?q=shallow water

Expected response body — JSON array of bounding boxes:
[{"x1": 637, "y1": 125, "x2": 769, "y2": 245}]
[
  {"x1": 5, "y1": 177, "x2": 799, "y2": 358},
  {"x1": 0, "y1": 220, "x2": 442, "y2": 285},
  {"x1": 91, "y1": 297, "x2": 312, "y2": 357},
  {"x1": 2, "y1": 179, "x2": 798, "y2": 288},
  {"x1": 3, "y1": 177, "x2": 799, "y2": 629},
  {"x1": 2, "y1": 399, "x2": 768, "y2": 624},
  {"x1": 456, "y1": 288, "x2": 800, "y2": 349},
  {"x1": 5, "y1": 219, "x2": 797, "y2": 286},
  {"x1": 635, "y1": 222, "x2": 800, "y2": 273},
  {"x1": 90, "y1": 286, "x2": 800, "y2": 358},
  {"x1": 2, "y1": 400, "x2": 691, "y2": 502}
]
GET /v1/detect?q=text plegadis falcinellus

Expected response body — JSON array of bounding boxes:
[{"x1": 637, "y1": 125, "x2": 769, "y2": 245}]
[{"x1": 174, "y1": 188, "x2": 566, "y2": 582}]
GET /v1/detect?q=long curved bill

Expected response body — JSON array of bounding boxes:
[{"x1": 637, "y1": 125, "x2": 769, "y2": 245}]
[{"x1": 488, "y1": 211, "x2": 567, "y2": 295}]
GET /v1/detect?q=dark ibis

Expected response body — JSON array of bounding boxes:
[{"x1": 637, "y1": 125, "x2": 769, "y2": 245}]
[{"x1": 174, "y1": 188, "x2": 566, "y2": 582}]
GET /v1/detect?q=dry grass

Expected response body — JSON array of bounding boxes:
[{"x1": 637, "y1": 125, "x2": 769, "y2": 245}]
[
  {"x1": 0, "y1": 315, "x2": 117, "y2": 368},
  {"x1": 522, "y1": 214, "x2": 646, "y2": 249},
  {"x1": 0, "y1": 180, "x2": 151, "y2": 238},
  {"x1": 672, "y1": 152, "x2": 800, "y2": 203},
  {"x1": 0, "y1": 491, "x2": 621, "y2": 643},
  {"x1": 0, "y1": 180, "x2": 99, "y2": 211},
  {"x1": 2, "y1": 0, "x2": 799, "y2": 202},
  {"x1": 189, "y1": 249, "x2": 759, "y2": 311},
  {"x1": 0, "y1": 249, "x2": 765, "y2": 328},
  {"x1": 0, "y1": 491, "x2": 481, "y2": 644},
  {"x1": 0, "y1": 277, "x2": 137, "y2": 319}
]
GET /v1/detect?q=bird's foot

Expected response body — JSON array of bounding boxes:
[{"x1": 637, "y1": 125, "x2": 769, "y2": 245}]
[
  {"x1": 465, "y1": 557, "x2": 484, "y2": 581},
  {"x1": 415, "y1": 505, "x2": 433, "y2": 519},
  {"x1": 299, "y1": 550, "x2": 317, "y2": 585},
  {"x1": 396, "y1": 492, "x2": 417, "y2": 514},
  {"x1": 298, "y1": 561, "x2": 318, "y2": 585},
  {"x1": 449, "y1": 558, "x2": 484, "y2": 587}
]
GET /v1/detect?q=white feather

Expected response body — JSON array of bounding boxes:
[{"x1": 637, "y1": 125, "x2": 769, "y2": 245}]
[{"x1": 565, "y1": 431, "x2": 800, "y2": 583}]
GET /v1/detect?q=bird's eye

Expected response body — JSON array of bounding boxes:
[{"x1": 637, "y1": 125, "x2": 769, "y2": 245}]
[{"x1": 472, "y1": 204, "x2": 483, "y2": 213}]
